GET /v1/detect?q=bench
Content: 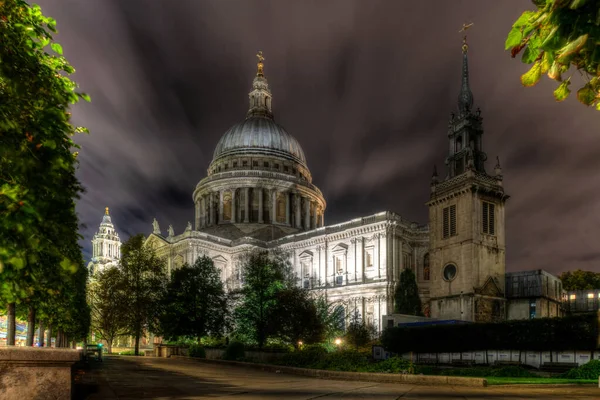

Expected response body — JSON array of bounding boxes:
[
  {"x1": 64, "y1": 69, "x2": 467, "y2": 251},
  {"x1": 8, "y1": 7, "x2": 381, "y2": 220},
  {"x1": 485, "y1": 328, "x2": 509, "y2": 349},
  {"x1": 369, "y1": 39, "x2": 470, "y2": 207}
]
[
  {"x1": 494, "y1": 360, "x2": 521, "y2": 366},
  {"x1": 540, "y1": 362, "x2": 578, "y2": 373}
]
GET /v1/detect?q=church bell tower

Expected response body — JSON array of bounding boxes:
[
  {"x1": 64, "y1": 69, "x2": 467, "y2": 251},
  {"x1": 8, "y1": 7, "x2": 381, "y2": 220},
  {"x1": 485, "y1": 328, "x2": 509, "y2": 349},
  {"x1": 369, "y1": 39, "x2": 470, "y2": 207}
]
[{"x1": 427, "y1": 27, "x2": 509, "y2": 323}]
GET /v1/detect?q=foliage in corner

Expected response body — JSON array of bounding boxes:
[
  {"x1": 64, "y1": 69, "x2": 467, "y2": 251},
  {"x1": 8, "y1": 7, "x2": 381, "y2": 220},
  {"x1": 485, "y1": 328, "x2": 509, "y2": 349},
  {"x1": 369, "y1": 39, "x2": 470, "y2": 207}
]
[
  {"x1": 506, "y1": 0, "x2": 600, "y2": 109},
  {"x1": 0, "y1": 0, "x2": 91, "y2": 344}
]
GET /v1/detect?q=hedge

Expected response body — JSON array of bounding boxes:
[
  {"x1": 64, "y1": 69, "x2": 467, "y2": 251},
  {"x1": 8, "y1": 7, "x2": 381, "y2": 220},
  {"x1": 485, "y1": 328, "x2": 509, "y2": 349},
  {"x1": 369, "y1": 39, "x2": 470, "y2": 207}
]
[{"x1": 381, "y1": 313, "x2": 599, "y2": 353}]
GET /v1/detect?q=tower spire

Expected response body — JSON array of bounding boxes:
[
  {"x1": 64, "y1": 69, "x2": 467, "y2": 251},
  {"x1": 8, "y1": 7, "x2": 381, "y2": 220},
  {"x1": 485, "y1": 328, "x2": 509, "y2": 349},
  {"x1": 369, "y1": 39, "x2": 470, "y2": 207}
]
[
  {"x1": 458, "y1": 23, "x2": 474, "y2": 114},
  {"x1": 246, "y1": 50, "x2": 274, "y2": 119},
  {"x1": 105, "y1": 206, "x2": 109, "y2": 215}
]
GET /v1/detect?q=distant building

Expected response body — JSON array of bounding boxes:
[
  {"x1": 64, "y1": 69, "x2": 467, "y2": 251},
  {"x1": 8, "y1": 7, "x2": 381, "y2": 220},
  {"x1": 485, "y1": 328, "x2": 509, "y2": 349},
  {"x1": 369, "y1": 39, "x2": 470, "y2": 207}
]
[
  {"x1": 565, "y1": 290, "x2": 600, "y2": 314},
  {"x1": 87, "y1": 207, "x2": 122, "y2": 276},
  {"x1": 505, "y1": 270, "x2": 565, "y2": 320}
]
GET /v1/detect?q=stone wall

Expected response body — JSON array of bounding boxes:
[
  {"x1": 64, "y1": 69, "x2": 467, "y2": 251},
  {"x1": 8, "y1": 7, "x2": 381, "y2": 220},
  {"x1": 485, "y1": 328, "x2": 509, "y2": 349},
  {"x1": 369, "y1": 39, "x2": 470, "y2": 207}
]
[{"x1": 0, "y1": 347, "x2": 80, "y2": 400}]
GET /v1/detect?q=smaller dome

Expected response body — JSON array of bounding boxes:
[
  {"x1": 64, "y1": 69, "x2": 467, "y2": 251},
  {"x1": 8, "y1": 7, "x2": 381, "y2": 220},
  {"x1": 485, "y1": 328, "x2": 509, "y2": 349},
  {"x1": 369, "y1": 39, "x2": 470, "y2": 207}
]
[{"x1": 212, "y1": 117, "x2": 307, "y2": 165}]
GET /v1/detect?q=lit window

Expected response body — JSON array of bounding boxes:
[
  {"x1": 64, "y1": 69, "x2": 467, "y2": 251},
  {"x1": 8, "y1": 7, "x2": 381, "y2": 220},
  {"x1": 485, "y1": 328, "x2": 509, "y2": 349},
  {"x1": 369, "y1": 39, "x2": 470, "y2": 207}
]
[
  {"x1": 365, "y1": 249, "x2": 373, "y2": 268},
  {"x1": 569, "y1": 294, "x2": 576, "y2": 300},
  {"x1": 588, "y1": 293, "x2": 594, "y2": 299}
]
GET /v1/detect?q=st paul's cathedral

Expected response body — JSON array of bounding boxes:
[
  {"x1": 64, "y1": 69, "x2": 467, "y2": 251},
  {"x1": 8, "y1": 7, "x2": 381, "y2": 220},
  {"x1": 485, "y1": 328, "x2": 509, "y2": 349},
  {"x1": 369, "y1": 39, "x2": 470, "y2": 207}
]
[{"x1": 142, "y1": 39, "x2": 510, "y2": 331}]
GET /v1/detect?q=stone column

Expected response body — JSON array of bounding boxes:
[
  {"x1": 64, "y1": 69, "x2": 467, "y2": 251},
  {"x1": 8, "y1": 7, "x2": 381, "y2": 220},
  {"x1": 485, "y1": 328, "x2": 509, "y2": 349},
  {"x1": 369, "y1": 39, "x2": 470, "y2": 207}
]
[
  {"x1": 295, "y1": 193, "x2": 302, "y2": 228},
  {"x1": 321, "y1": 213, "x2": 325, "y2": 227},
  {"x1": 271, "y1": 189, "x2": 277, "y2": 224},
  {"x1": 218, "y1": 191, "x2": 224, "y2": 224},
  {"x1": 244, "y1": 188, "x2": 250, "y2": 223},
  {"x1": 231, "y1": 189, "x2": 236, "y2": 223},
  {"x1": 209, "y1": 192, "x2": 214, "y2": 225},
  {"x1": 285, "y1": 192, "x2": 290, "y2": 225},
  {"x1": 195, "y1": 201, "x2": 200, "y2": 230},
  {"x1": 304, "y1": 198, "x2": 310, "y2": 230},
  {"x1": 313, "y1": 207, "x2": 318, "y2": 229},
  {"x1": 258, "y1": 189, "x2": 263, "y2": 223}
]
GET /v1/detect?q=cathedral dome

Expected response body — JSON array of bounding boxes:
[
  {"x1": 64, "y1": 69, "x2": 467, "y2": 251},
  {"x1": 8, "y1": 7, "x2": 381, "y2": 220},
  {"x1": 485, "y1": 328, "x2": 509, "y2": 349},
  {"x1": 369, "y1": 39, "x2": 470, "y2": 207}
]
[{"x1": 212, "y1": 116, "x2": 307, "y2": 165}]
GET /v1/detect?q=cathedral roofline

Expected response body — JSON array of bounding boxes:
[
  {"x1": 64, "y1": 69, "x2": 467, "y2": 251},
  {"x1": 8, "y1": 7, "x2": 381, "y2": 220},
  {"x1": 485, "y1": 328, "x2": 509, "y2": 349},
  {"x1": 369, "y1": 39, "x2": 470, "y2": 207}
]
[{"x1": 148, "y1": 211, "x2": 428, "y2": 250}]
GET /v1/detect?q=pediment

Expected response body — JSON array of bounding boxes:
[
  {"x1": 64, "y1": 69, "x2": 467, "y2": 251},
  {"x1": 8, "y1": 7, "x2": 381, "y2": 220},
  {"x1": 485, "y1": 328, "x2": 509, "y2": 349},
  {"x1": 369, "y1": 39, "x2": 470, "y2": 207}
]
[
  {"x1": 331, "y1": 243, "x2": 348, "y2": 254},
  {"x1": 144, "y1": 233, "x2": 169, "y2": 250},
  {"x1": 298, "y1": 250, "x2": 314, "y2": 259},
  {"x1": 212, "y1": 255, "x2": 228, "y2": 264},
  {"x1": 476, "y1": 276, "x2": 503, "y2": 297}
]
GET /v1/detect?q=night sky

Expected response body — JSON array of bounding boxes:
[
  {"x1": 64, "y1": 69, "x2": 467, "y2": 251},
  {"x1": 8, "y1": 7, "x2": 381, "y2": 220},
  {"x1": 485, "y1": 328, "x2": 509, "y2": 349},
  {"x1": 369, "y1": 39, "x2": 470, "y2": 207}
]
[{"x1": 36, "y1": 0, "x2": 599, "y2": 275}]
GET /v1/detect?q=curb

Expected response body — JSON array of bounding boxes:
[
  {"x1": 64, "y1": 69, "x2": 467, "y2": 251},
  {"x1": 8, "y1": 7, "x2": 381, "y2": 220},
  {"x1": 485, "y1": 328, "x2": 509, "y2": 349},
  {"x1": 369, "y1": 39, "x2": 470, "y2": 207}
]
[{"x1": 170, "y1": 356, "x2": 488, "y2": 387}]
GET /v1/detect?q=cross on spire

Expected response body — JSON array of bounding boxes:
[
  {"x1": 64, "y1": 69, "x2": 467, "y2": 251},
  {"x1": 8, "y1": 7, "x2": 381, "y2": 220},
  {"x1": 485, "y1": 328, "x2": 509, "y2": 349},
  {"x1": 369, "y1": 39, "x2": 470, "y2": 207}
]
[{"x1": 256, "y1": 51, "x2": 264, "y2": 77}]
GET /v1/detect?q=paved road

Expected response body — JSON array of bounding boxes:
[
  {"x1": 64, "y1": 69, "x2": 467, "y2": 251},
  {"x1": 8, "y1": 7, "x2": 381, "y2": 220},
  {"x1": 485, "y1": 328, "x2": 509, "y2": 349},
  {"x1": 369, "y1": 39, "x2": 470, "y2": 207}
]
[{"x1": 78, "y1": 356, "x2": 599, "y2": 399}]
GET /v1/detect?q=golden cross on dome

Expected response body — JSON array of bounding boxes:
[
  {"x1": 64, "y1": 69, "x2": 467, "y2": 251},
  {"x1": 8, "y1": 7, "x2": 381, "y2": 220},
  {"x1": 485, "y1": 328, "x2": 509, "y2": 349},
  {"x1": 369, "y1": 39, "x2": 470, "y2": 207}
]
[
  {"x1": 459, "y1": 22, "x2": 474, "y2": 53},
  {"x1": 105, "y1": 207, "x2": 109, "y2": 215},
  {"x1": 257, "y1": 51, "x2": 264, "y2": 63}
]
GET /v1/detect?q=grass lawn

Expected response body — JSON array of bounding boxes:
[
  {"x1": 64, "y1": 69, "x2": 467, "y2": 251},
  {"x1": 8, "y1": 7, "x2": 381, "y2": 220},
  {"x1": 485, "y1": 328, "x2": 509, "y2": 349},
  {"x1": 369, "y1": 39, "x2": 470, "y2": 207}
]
[{"x1": 486, "y1": 377, "x2": 597, "y2": 385}]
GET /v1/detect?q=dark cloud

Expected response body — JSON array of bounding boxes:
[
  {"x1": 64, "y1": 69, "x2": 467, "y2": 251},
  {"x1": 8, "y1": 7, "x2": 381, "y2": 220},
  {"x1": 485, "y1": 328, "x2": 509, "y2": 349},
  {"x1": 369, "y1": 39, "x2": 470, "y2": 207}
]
[{"x1": 36, "y1": 0, "x2": 600, "y2": 275}]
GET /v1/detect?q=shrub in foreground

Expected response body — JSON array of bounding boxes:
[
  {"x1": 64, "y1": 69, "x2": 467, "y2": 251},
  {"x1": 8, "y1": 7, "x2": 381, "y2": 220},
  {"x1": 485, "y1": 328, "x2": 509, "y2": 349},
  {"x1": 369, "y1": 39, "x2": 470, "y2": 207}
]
[
  {"x1": 188, "y1": 344, "x2": 206, "y2": 358},
  {"x1": 414, "y1": 365, "x2": 539, "y2": 378},
  {"x1": 223, "y1": 341, "x2": 245, "y2": 361},
  {"x1": 561, "y1": 360, "x2": 600, "y2": 380}
]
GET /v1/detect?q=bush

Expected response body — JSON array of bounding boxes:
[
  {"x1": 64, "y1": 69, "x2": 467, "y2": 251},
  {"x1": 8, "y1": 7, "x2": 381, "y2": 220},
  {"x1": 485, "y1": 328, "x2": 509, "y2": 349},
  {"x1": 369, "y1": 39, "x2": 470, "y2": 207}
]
[
  {"x1": 368, "y1": 357, "x2": 412, "y2": 373},
  {"x1": 413, "y1": 365, "x2": 539, "y2": 378},
  {"x1": 188, "y1": 344, "x2": 206, "y2": 358},
  {"x1": 223, "y1": 341, "x2": 245, "y2": 361},
  {"x1": 118, "y1": 350, "x2": 139, "y2": 356},
  {"x1": 561, "y1": 360, "x2": 600, "y2": 380}
]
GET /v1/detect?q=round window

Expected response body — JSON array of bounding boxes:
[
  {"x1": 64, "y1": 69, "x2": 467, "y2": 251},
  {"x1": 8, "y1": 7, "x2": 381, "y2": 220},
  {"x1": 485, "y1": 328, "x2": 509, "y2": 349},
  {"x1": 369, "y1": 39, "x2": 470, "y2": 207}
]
[{"x1": 443, "y1": 264, "x2": 457, "y2": 281}]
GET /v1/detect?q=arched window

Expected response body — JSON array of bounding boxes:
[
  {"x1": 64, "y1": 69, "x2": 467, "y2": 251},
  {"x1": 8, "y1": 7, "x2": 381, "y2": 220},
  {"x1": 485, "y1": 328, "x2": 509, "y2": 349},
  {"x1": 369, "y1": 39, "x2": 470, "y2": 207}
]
[{"x1": 423, "y1": 253, "x2": 430, "y2": 281}]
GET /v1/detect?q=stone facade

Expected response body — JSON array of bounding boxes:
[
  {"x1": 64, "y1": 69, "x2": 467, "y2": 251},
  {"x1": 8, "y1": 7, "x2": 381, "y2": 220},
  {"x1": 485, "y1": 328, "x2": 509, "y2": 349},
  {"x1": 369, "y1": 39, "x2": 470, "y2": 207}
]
[{"x1": 426, "y1": 38, "x2": 508, "y2": 323}]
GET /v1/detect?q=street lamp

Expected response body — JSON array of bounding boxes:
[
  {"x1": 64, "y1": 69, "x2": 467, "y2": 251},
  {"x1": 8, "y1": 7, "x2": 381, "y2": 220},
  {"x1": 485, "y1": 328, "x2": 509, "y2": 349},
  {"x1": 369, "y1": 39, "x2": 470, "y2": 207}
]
[{"x1": 334, "y1": 338, "x2": 342, "y2": 346}]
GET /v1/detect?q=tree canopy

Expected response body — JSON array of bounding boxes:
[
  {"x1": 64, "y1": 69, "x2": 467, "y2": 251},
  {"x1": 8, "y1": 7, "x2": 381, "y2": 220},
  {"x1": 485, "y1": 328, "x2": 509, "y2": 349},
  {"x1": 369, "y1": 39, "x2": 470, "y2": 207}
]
[
  {"x1": 88, "y1": 267, "x2": 129, "y2": 353},
  {"x1": 394, "y1": 268, "x2": 423, "y2": 316},
  {"x1": 119, "y1": 234, "x2": 167, "y2": 355},
  {"x1": 506, "y1": 0, "x2": 600, "y2": 109},
  {"x1": 158, "y1": 256, "x2": 228, "y2": 343},
  {"x1": 0, "y1": 0, "x2": 91, "y2": 345},
  {"x1": 559, "y1": 269, "x2": 600, "y2": 290}
]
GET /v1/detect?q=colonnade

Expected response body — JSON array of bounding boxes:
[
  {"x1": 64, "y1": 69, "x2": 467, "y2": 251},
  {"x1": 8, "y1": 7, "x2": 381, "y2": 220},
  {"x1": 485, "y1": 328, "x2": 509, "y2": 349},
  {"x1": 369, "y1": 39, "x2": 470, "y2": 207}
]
[{"x1": 196, "y1": 187, "x2": 324, "y2": 231}]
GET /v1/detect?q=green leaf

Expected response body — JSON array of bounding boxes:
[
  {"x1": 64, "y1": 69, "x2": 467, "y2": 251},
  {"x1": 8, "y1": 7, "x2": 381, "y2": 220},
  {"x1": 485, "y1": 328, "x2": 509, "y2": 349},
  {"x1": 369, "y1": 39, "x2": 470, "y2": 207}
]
[
  {"x1": 513, "y1": 11, "x2": 537, "y2": 28},
  {"x1": 576, "y1": 84, "x2": 597, "y2": 105},
  {"x1": 541, "y1": 52, "x2": 552, "y2": 73},
  {"x1": 569, "y1": 0, "x2": 587, "y2": 9},
  {"x1": 522, "y1": 45, "x2": 541, "y2": 64},
  {"x1": 505, "y1": 27, "x2": 523, "y2": 50},
  {"x1": 42, "y1": 139, "x2": 57, "y2": 149},
  {"x1": 521, "y1": 61, "x2": 543, "y2": 87},
  {"x1": 596, "y1": 102, "x2": 600, "y2": 110},
  {"x1": 539, "y1": 25, "x2": 559, "y2": 50},
  {"x1": 51, "y1": 42, "x2": 63, "y2": 55},
  {"x1": 556, "y1": 34, "x2": 588, "y2": 63},
  {"x1": 79, "y1": 93, "x2": 91, "y2": 102},
  {"x1": 553, "y1": 78, "x2": 571, "y2": 101},
  {"x1": 548, "y1": 60, "x2": 563, "y2": 81}
]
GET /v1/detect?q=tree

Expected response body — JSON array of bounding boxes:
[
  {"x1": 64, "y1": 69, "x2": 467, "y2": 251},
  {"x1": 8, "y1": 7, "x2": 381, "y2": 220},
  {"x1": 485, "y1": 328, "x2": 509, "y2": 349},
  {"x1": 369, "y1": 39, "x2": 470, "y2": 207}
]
[
  {"x1": 88, "y1": 268, "x2": 129, "y2": 353},
  {"x1": 313, "y1": 293, "x2": 345, "y2": 342},
  {"x1": 344, "y1": 311, "x2": 376, "y2": 350},
  {"x1": 233, "y1": 250, "x2": 294, "y2": 349},
  {"x1": 0, "y1": 1, "x2": 90, "y2": 344},
  {"x1": 268, "y1": 286, "x2": 325, "y2": 348},
  {"x1": 158, "y1": 256, "x2": 228, "y2": 343},
  {"x1": 559, "y1": 269, "x2": 600, "y2": 290},
  {"x1": 120, "y1": 234, "x2": 167, "y2": 355},
  {"x1": 506, "y1": 0, "x2": 600, "y2": 109},
  {"x1": 394, "y1": 268, "x2": 423, "y2": 316}
]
